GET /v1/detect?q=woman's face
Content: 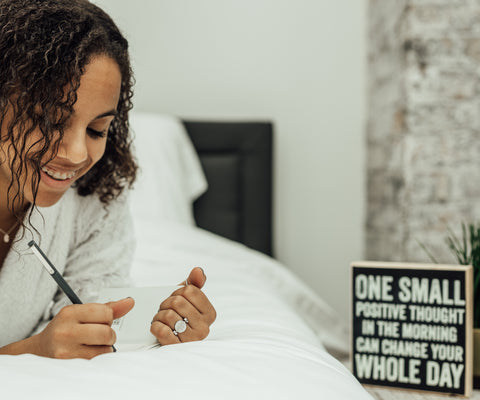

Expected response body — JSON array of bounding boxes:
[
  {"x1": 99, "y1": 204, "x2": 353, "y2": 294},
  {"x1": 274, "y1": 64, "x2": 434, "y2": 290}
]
[{"x1": 0, "y1": 55, "x2": 122, "y2": 210}]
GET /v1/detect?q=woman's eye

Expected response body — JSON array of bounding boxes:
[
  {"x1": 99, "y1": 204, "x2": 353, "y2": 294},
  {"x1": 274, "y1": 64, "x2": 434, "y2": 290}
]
[{"x1": 87, "y1": 127, "x2": 107, "y2": 138}]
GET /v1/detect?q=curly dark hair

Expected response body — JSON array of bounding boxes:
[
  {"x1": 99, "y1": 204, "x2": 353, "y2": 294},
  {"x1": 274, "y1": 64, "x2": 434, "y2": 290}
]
[{"x1": 0, "y1": 0, "x2": 137, "y2": 220}]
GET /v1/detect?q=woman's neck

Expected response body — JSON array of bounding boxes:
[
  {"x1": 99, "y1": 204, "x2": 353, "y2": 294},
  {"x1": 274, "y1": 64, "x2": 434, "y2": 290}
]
[
  {"x1": 0, "y1": 212, "x2": 22, "y2": 239},
  {"x1": 0, "y1": 197, "x2": 29, "y2": 232}
]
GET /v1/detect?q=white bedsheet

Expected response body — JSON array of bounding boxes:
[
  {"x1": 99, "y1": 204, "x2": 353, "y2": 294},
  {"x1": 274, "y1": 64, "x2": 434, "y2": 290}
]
[{"x1": 1, "y1": 221, "x2": 372, "y2": 400}]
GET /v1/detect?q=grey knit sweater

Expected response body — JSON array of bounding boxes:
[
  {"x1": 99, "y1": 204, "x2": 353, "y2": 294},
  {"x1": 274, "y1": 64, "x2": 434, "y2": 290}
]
[{"x1": 0, "y1": 188, "x2": 134, "y2": 347}]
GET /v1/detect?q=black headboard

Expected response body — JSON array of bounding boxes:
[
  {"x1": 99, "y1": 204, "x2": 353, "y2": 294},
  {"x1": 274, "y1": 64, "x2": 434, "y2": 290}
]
[{"x1": 182, "y1": 121, "x2": 273, "y2": 257}]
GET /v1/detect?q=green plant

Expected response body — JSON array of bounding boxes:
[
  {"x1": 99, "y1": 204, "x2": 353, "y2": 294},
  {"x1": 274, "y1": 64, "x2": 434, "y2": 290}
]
[{"x1": 419, "y1": 222, "x2": 480, "y2": 328}]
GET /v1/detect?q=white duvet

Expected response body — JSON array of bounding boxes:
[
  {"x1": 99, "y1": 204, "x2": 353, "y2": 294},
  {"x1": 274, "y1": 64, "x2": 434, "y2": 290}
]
[{"x1": 1, "y1": 220, "x2": 372, "y2": 400}]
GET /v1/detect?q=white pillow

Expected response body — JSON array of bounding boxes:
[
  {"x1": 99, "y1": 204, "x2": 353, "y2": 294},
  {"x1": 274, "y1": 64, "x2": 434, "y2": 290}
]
[{"x1": 128, "y1": 112, "x2": 207, "y2": 226}]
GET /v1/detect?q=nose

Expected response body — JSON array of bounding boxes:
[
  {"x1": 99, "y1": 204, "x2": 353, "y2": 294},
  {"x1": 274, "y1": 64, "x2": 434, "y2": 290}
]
[{"x1": 56, "y1": 128, "x2": 88, "y2": 164}]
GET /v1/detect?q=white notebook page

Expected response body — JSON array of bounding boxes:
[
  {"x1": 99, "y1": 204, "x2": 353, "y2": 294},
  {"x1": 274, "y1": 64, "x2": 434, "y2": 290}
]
[{"x1": 97, "y1": 286, "x2": 177, "y2": 351}]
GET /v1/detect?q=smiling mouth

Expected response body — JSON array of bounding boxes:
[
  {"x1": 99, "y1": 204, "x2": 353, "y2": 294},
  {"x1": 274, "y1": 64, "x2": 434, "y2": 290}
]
[{"x1": 41, "y1": 166, "x2": 78, "y2": 181}]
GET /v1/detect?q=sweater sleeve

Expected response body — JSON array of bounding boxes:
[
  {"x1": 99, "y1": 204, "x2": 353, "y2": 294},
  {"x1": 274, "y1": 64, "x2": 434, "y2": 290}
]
[{"x1": 43, "y1": 192, "x2": 135, "y2": 324}]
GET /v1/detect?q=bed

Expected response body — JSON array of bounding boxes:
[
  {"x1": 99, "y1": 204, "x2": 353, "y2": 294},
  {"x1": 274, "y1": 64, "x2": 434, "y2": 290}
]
[{"x1": 0, "y1": 112, "x2": 373, "y2": 400}]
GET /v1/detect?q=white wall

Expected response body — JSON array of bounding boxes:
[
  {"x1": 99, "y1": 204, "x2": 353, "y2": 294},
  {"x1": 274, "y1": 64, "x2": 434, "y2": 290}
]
[{"x1": 94, "y1": 0, "x2": 367, "y2": 323}]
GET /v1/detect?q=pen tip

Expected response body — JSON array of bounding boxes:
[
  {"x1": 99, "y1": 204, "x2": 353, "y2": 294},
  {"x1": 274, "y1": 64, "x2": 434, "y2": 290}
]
[{"x1": 28, "y1": 240, "x2": 35, "y2": 247}]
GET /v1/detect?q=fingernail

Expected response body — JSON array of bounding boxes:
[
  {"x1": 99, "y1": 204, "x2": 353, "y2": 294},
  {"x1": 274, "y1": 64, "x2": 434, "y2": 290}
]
[{"x1": 199, "y1": 267, "x2": 205, "y2": 277}]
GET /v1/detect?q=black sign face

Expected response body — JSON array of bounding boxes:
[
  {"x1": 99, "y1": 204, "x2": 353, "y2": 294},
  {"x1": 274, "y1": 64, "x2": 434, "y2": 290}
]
[{"x1": 351, "y1": 262, "x2": 472, "y2": 396}]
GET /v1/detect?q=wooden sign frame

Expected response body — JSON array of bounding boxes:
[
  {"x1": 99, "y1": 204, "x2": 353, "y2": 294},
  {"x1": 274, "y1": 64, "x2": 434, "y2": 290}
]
[{"x1": 351, "y1": 261, "x2": 473, "y2": 397}]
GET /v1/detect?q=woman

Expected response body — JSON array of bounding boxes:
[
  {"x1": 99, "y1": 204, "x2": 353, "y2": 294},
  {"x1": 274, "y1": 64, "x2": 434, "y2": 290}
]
[{"x1": 0, "y1": 0, "x2": 216, "y2": 359}]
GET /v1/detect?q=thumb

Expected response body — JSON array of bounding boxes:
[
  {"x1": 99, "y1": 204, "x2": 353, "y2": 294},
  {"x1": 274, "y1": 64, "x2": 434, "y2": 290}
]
[
  {"x1": 179, "y1": 267, "x2": 206, "y2": 289},
  {"x1": 105, "y1": 297, "x2": 135, "y2": 320}
]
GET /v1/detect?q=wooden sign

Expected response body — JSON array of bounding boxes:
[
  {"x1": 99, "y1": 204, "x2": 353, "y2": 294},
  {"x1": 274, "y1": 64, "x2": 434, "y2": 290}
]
[{"x1": 351, "y1": 261, "x2": 473, "y2": 396}]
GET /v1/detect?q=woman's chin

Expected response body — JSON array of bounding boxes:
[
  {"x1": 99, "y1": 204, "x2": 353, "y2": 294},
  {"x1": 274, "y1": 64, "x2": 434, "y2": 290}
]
[
  {"x1": 34, "y1": 188, "x2": 68, "y2": 208},
  {"x1": 34, "y1": 170, "x2": 76, "y2": 207}
]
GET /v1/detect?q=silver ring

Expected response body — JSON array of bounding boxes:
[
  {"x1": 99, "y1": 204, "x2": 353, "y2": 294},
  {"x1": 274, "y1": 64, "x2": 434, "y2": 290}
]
[{"x1": 173, "y1": 317, "x2": 188, "y2": 335}]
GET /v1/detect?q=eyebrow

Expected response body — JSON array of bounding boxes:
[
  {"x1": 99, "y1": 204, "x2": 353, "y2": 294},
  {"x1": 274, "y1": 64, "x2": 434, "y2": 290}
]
[{"x1": 94, "y1": 109, "x2": 117, "y2": 120}]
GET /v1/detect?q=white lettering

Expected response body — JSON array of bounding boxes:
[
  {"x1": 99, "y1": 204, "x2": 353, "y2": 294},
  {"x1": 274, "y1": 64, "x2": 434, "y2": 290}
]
[
  {"x1": 426, "y1": 361, "x2": 464, "y2": 389},
  {"x1": 430, "y1": 344, "x2": 464, "y2": 362},
  {"x1": 397, "y1": 278, "x2": 465, "y2": 305},
  {"x1": 355, "y1": 274, "x2": 394, "y2": 301},
  {"x1": 355, "y1": 355, "x2": 423, "y2": 384},
  {"x1": 356, "y1": 337, "x2": 380, "y2": 353}
]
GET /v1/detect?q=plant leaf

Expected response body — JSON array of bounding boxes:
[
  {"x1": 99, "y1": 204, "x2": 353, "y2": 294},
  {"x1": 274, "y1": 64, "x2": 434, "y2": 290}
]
[{"x1": 416, "y1": 239, "x2": 439, "y2": 264}]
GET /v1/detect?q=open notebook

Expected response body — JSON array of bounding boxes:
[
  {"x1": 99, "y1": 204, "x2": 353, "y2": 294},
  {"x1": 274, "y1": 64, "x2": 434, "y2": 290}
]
[{"x1": 97, "y1": 286, "x2": 177, "y2": 351}]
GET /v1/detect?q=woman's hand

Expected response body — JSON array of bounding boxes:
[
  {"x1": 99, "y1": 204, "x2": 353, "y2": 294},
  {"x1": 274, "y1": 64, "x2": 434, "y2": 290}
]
[
  {"x1": 32, "y1": 298, "x2": 134, "y2": 359},
  {"x1": 150, "y1": 267, "x2": 216, "y2": 345}
]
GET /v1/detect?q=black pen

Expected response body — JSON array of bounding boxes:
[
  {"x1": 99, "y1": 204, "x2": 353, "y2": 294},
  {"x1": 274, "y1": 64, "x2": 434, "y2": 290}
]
[{"x1": 28, "y1": 240, "x2": 117, "y2": 353}]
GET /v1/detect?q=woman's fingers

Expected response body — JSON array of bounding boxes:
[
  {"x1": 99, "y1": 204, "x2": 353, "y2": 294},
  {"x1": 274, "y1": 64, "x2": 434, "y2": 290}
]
[
  {"x1": 150, "y1": 319, "x2": 180, "y2": 345},
  {"x1": 76, "y1": 345, "x2": 114, "y2": 360},
  {"x1": 50, "y1": 343, "x2": 114, "y2": 360},
  {"x1": 158, "y1": 295, "x2": 201, "y2": 327},
  {"x1": 38, "y1": 302, "x2": 128, "y2": 359},
  {"x1": 179, "y1": 267, "x2": 206, "y2": 289},
  {"x1": 61, "y1": 303, "x2": 112, "y2": 325},
  {"x1": 151, "y1": 289, "x2": 214, "y2": 344},
  {"x1": 168, "y1": 285, "x2": 216, "y2": 324},
  {"x1": 60, "y1": 298, "x2": 134, "y2": 325},
  {"x1": 151, "y1": 297, "x2": 196, "y2": 344},
  {"x1": 151, "y1": 270, "x2": 216, "y2": 347},
  {"x1": 151, "y1": 309, "x2": 209, "y2": 344},
  {"x1": 76, "y1": 323, "x2": 117, "y2": 346},
  {"x1": 104, "y1": 297, "x2": 135, "y2": 320}
]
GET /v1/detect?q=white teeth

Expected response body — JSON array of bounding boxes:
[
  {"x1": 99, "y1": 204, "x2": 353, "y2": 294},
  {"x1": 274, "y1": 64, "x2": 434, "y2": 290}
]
[{"x1": 41, "y1": 167, "x2": 77, "y2": 180}]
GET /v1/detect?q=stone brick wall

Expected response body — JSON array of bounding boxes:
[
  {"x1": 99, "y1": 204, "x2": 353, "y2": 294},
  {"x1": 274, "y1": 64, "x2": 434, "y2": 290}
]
[{"x1": 367, "y1": 0, "x2": 480, "y2": 263}]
